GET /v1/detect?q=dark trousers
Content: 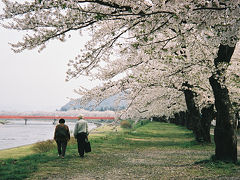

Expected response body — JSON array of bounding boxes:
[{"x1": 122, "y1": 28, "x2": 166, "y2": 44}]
[
  {"x1": 77, "y1": 133, "x2": 87, "y2": 157},
  {"x1": 56, "y1": 139, "x2": 67, "y2": 157}
]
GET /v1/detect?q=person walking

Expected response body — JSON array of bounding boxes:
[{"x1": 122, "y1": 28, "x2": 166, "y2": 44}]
[
  {"x1": 54, "y1": 118, "x2": 70, "y2": 159},
  {"x1": 74, "y1": 115, "x2": 89, "y2": 158}
]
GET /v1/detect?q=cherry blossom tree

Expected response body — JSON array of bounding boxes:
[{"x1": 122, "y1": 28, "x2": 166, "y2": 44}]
[{"x1": 1, "y1": 0, "x2": 240, "y2": 161}]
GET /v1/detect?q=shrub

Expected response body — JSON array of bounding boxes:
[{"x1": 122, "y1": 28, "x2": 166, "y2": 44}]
[
  {"x1": 133, "y1": 119, "x2": 150, "y2": 129},
  {"x1": 32, "y1": 140, "x2": 56, "y2": 153},
  {"x1": 120, "y1": 120, "x2": 132, "y2": 129}
]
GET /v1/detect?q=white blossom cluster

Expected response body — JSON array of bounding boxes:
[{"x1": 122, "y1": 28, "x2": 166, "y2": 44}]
[{"x1": 1, "y1": 0, "x2": 240, "y2": 119}]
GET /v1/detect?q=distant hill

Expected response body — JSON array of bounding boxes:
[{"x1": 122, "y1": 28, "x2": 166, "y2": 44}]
[{"x1": 60, "y1": 94, "x2": 128, "y2": 111}]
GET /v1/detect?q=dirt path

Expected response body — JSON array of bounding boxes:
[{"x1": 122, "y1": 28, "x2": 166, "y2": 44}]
[
  {"x1": 27, "y1": 125, "x2": 240, "y2": 180},
  {"x1": 46, "y1": 148, "x2": 240, "y2": 180},
  {"x1": 53, "y1": 149, "x2": 216, "y2": 180},
  {"x1": 49, "y1": 136, "x2": 240, "y2": 180}
]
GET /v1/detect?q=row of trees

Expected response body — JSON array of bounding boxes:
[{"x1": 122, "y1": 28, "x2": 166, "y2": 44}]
[
  {"x1": 1, "y1": 0, "x2": 239, "y2": 162},
  {"x1": 153, "y1": 103, "x2": 215, "y2": 143}
]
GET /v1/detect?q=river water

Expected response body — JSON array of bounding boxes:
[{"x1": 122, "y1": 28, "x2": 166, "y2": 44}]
[{"x1": 0, "y1": 120, "x2": 97, "y2": 150}]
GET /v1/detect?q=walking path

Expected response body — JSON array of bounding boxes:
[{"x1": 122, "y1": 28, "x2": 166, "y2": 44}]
[
  {"x1": 28, "y1": 123, "x2": 240, "y2": 179},
  {"x1": 1, "y1": 123, "x2": 240, "y2": 180}
]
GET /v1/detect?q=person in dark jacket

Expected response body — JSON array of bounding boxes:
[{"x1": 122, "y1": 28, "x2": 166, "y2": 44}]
[{"x1": 54, "y1": 118, "x2": 70, "y2": 159}]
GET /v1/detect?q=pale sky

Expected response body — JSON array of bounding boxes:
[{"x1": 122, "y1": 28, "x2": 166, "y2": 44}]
[{"x1": 0, "y1": 27, "x2": 97, "y2": 112}]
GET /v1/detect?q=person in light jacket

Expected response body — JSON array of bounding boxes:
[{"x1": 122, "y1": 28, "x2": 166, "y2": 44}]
[{"x1": 74, "y1": 115, "x2": 89, "y2": 157}]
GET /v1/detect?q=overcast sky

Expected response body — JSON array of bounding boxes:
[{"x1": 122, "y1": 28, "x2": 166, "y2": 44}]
[{"x1": 0, "y1": 26, "x2": 97, "y2": 112}]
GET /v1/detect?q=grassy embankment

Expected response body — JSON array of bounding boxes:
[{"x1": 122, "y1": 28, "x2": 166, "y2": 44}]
[{"x1": 1, "y1": 121, "x2": 240, "y2": 179}]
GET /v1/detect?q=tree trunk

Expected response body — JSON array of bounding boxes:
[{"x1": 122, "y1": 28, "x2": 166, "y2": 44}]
[
  {"x1": 201, "y1": 104, "x2": 215, "y2": 143},
  {"x1": 209, "y1": 44, "x2": 237, "y2": 162},
  {"x1": 185, "y1": 111, "x2": 192, "y2": 130},
  {"x1": 183, "y1": 82, "x2": 203, "y2": 142},
  {"x1": 237, "y1": 111, "x2": 240, "y2": 129},
  {"x1": 179, "y1": 111, "x2": 187, "y2": 126},
  {"x1": 174, "y1": 112, "x2": 180, "y2": 125}
]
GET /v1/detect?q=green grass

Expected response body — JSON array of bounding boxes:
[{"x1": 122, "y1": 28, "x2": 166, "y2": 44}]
[
  {"x1": 0, "y1": 122, "x2": 240, "y2": 179},
  {"x1": 0, "y1": 144, "x2": 35, "y2": 159}
]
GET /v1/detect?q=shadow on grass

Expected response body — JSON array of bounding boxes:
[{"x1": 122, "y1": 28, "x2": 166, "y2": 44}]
[
  {"x1": 194, "y1": 156, "x2": 240, "y2": 176},
  {"x1": 195, "y1": 155, "x2": 240, "y2": 166}
]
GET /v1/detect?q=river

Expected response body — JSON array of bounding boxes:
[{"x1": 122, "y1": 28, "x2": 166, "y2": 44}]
[{"x1": 0, "y1": 120, "x2": 97, "y2": 150}]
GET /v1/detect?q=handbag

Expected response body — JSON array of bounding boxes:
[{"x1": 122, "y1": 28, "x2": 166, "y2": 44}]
[{"x1": 84, "y1": 138, "x2": 91, "y2": 153}]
